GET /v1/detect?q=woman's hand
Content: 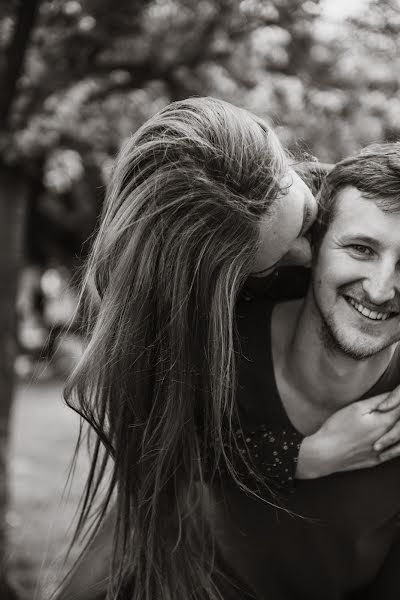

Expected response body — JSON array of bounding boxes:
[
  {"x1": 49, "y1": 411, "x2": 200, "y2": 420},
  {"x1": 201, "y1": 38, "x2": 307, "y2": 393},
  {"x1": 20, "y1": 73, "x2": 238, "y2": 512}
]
[{"x1": 296, "y1": 385, "x2": 400, "y2": 479}]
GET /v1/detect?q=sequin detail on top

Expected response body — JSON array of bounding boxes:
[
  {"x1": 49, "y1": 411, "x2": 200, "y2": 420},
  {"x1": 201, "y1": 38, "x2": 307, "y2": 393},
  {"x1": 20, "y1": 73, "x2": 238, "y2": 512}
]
[{"x1": 214, "y1": 424, "x2": 303, "y2": 494}]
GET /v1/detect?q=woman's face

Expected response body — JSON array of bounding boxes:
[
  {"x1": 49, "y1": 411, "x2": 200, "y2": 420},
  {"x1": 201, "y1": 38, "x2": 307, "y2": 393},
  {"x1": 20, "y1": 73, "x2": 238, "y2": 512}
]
[{"x1": 252, "y1": 170, "x2": 318, "y2": 276}]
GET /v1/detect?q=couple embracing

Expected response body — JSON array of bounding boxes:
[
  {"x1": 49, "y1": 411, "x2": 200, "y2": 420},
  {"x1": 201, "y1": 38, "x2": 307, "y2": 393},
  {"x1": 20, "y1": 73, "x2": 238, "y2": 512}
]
[{"x1": 57, "y1": 97, "x2": 400, "y2": 600}]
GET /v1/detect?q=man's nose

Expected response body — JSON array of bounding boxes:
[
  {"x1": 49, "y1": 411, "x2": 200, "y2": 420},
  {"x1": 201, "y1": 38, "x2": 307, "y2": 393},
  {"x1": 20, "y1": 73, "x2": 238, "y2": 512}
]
[{"x1": 362, "y1": 263, "x2": 398, "y2": 306}]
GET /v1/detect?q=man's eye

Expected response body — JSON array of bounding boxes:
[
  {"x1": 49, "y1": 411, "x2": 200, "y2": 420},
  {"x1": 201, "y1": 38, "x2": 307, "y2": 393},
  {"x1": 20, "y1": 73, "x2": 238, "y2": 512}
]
[{"x1": 349, "y1": 244, "x2": 373, "y2": 256}]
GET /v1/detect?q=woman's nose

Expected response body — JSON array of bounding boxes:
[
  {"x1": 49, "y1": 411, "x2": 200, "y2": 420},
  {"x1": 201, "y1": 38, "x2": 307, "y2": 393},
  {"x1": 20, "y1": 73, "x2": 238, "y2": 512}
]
[{"x1": 277, "y1": 237, "x2": 312, "y2": 268}]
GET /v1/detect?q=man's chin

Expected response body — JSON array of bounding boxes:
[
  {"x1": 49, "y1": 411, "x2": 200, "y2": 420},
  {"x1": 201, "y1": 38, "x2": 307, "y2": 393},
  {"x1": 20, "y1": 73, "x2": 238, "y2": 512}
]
[
  {"x1": 326, "y1": 328, "x2": 397, "y2": 360},
  {"x1": 319, "y1": 317, "x2": 391, "y2": 359},
  {"x1": 334, "y1": 342, "x2": 380, "y2": 361}
]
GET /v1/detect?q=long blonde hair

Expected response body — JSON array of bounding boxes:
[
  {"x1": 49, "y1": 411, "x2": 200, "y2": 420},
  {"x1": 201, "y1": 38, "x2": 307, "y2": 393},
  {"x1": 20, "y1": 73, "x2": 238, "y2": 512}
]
[{"x1": 65, "y1": 97, "x2": 288, "y2": 599}]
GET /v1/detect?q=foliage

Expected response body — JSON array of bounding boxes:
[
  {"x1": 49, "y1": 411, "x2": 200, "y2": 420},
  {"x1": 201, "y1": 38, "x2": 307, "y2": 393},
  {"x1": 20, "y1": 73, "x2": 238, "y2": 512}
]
[{"x1": 1, "y1": 0, "x2": 400, "y2": 264}]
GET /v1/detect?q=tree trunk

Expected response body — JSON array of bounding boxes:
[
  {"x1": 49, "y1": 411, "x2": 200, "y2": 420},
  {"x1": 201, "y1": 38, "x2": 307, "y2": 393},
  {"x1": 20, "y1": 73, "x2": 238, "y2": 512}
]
[
  {"x1": 0, "y1": 0, "x2": 41, "y2": 129},
  {"x1": 0, "y1": 163, "x2": 28, "y2": 599}
]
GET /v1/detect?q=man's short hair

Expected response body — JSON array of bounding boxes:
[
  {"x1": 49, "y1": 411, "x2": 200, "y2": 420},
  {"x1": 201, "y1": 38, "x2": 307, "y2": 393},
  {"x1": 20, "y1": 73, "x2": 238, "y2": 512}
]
[{"x1": 312, "y1": 142, "x2": 400, "y2": 247}]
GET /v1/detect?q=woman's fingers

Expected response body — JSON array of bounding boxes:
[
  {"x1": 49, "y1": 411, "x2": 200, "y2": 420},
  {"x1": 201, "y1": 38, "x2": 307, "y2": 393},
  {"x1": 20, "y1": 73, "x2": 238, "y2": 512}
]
[
  {"x1": 358, "y1": 392, "x2": 392, "y2": 414},
  {"x1": 374, "y1": 419, "x2": 400, "y2": 452},
  {"x1": 375, "y1": 385, "x2": 400, "y2": 412},
  {"x1": 378, "y1": 441, "x2": 400, "y2": 463}
]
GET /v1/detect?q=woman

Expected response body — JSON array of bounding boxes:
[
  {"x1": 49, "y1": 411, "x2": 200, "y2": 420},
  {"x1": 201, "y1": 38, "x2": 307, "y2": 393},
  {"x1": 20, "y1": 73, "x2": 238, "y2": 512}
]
[{"x1": 60, "y1": 97, "x2": 400, "y2": 600}]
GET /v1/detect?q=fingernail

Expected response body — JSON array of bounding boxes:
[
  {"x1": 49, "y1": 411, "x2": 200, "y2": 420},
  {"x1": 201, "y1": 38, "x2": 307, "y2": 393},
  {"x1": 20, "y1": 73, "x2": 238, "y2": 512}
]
[{"x1": 375, "y1": 443, "x2": 382, "y2": 451}]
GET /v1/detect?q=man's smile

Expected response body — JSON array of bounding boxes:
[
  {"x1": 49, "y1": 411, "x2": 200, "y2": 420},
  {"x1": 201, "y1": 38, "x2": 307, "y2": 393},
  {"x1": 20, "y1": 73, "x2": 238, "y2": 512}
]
[{"x1": 344, "y1": 295, "x2": 396, "y2": 322}]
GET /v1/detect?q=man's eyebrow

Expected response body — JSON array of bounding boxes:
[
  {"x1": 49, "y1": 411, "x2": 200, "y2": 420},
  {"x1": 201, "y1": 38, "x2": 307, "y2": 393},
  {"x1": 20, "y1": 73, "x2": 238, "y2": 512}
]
[{"x1": 339, "y1": 234, "x2": 383, "y2": 248}]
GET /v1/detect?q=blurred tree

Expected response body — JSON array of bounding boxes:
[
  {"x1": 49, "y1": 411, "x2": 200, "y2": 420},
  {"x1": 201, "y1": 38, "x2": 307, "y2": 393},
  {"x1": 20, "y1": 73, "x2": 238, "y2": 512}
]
[
  {"x1": 2, "y1": 0, "x2": 400, "y2": 273},
  {"x1": 0, "y1": 1, "x2": 40, "y2": 598},
  {"x1": 297, "y1": 0, "x2": 400, "y2": 160},
  {"x1": 0, "y1": 0, "x2": 325, "y2": 272}
]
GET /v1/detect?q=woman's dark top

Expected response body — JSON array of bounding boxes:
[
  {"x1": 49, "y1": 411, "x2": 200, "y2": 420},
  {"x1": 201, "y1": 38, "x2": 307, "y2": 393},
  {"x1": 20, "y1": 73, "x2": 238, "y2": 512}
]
[
  {"x1": 231, "y1": 267, "x2": 310, "y2": 490},
  {"x1": 211, "y1": 298, "x2": 400, "y2": 600}
]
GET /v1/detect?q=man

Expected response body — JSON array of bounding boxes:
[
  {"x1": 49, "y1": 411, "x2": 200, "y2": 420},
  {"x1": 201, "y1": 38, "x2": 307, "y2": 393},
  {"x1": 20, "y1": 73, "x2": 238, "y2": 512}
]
[{"x1": 214, "y1": 143, "x2": 400, "y2": 599}]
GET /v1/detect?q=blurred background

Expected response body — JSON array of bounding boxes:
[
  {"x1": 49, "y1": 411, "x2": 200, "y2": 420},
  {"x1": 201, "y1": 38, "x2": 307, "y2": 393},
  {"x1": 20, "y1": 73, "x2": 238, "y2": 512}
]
[{"x1": 0, "y1": 0, "x2": 399, "y2": 597}]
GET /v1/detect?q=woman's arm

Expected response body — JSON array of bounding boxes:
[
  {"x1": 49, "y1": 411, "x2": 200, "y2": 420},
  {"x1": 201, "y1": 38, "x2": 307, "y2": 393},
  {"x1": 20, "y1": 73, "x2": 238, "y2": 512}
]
[
  {"x1": 227, "y1": 386, "x2": 400, "y2": 491},
  {"x1": 296, "y1": 386, "x2": 400, "y2": 479}
]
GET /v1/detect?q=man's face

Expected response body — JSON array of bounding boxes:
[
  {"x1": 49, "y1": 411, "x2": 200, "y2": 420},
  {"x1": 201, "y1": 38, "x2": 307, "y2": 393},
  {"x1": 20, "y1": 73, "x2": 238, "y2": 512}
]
[{"x1": 311, "y1": 186, "x2": 400, "y2": 360}]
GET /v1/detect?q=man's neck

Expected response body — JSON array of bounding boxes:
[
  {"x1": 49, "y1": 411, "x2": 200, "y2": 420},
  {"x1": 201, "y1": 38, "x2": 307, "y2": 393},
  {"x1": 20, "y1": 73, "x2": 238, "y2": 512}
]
[{"x1": 272, "y1": 294, "x2": 397, "y2": 434}]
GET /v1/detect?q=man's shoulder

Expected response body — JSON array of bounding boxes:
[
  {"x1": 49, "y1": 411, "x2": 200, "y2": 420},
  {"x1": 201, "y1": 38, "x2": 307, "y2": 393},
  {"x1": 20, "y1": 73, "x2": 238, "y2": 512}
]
[{"x1": 368, "y1": 343, "x2": 400, "y2": 397}]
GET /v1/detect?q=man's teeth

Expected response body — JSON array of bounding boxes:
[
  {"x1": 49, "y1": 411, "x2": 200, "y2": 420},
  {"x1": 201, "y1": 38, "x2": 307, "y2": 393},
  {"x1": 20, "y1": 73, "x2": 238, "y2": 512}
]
[{"x1": 347, "y1": 297, "x2": 390, "y2": 321}]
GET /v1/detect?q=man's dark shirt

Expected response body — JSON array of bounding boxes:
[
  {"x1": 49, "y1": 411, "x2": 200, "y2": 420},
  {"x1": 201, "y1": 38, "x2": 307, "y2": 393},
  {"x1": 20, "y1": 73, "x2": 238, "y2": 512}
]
[{"x1": 211, "y1": 296, "x2": 400, "y2": 600}]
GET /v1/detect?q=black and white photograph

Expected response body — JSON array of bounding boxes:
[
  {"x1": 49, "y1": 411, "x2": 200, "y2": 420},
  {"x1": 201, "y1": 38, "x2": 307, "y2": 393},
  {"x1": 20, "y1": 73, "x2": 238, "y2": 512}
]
[{"x1": 1, "y1": 0, "x2": 400, "y2": 599}]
